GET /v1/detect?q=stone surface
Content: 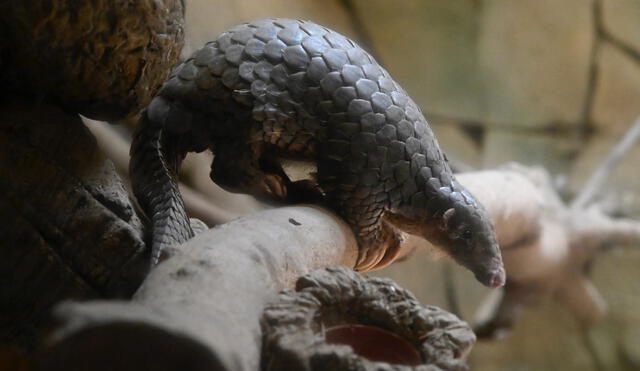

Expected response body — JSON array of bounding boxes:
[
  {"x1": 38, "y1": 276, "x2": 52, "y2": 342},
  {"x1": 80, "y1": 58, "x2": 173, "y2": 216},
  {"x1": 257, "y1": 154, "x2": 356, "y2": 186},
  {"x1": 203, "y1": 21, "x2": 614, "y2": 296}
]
[
  {"x1": 478, "y1": 0, "x2": 594, "y2": 128},
  {"x1": 351, "y1": 0, "x2": 483, "y2": 121},
  {"x1": 430, "y1": 122, "x2": 483, "y2": 170},
  {"x1": 602, "y1": 0, "x2": 640, "y2": 53},
  {"x1": 482, "y1": 128, "x2": 581, "y2": 175},
  {"x1": 591, "y1": 42, "x2": 640, "y2": 135},
  {"x1": 470, "y1": 302, "x2": 597, "y2": 371}
]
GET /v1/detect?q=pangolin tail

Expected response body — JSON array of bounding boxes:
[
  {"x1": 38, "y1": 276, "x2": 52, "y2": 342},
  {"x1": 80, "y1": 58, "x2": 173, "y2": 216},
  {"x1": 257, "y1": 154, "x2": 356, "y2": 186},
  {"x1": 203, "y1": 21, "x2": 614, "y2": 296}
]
[{"x1": 130, "y1": 112, "x2": 194, "y2": 265}]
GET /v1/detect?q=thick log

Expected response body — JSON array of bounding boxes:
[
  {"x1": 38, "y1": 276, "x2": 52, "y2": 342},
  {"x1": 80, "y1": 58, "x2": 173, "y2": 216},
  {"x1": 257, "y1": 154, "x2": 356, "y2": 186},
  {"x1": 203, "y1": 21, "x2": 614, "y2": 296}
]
[
  {"x1": 571, "y1": 117, "x2": 640, "y2": 209},
  {"x1": 36, "y1": 206, "x2": 358, "y2": 371}
]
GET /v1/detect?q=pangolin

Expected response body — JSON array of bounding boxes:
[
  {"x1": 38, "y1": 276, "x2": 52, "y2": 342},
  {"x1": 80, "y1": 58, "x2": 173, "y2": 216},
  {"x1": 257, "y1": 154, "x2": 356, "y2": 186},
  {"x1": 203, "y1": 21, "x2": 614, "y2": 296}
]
[{"x1": 130, "y1": 18, "x2": 505, "y2": 288}]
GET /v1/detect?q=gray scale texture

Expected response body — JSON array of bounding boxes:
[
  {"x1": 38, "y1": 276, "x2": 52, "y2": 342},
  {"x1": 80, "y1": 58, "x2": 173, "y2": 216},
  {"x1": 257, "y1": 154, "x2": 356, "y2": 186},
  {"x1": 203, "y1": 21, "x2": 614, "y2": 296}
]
[{"x1": 132, "y1": 18, "x2": 487, "y2": 268}]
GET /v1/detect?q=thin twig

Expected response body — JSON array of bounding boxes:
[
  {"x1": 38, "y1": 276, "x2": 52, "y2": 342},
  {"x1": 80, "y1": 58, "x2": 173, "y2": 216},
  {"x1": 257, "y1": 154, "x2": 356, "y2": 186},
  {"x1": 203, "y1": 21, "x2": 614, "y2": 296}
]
[
  {"x1": 600, "y1": 28, "x2": 640, "y2": 67},
  {"x1": 572, "y1": 117, "x2": 640, "y2": 209}
]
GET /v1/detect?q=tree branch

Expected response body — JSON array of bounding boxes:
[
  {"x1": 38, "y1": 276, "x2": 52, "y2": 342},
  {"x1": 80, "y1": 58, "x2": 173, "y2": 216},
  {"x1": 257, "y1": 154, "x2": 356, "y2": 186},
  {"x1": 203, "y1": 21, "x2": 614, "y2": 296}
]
[
  {"x1": 572, "y1": 117, "x2": 640, "y2": 209},
  {"x1": 36, "y1": 206, "x2": 358, "y2": 371}
]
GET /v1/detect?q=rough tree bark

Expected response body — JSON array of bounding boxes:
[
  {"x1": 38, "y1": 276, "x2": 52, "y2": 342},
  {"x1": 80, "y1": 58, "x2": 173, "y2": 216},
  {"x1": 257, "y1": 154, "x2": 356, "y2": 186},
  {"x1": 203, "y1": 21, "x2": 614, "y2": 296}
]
[
  {"x1": 0, "y1": 100, "x2": 148, "y2": 349},
  {"x1": 262, "y1": 267, "x2": 475, "y2": 371},
  {"x1": 0, "y1": 0, "x2": 184, "y2": 120},
  {"x1": 0, "y1": 0, "x2": 187, "y2": 350},
  {"x1": 36, "y1": 206, "x2": 358, "y2": 371}
]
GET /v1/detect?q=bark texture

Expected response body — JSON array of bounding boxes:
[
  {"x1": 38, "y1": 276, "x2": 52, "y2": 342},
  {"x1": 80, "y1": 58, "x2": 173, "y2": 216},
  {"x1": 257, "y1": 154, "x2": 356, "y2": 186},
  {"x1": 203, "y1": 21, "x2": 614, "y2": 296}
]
[
  {"x1": 0, "y1": 100, "x2": 148, "y2": 349},
  {"x1": 262, "y1": 266, "x2": 474, "y2": 370},
  {"x1": 36, "y1": 206, "x2": 358, "y2": 371},
  {"x1": 0, "y1": 0, "x2": 184, "y2": 120}
]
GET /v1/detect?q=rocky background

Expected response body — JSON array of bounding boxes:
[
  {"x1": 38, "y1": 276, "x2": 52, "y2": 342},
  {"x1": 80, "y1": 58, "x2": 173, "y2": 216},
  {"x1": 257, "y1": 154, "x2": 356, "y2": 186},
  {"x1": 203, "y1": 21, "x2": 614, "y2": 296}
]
[{"x1": 176, "y1": 1, "x2": 640, "y2": 370}]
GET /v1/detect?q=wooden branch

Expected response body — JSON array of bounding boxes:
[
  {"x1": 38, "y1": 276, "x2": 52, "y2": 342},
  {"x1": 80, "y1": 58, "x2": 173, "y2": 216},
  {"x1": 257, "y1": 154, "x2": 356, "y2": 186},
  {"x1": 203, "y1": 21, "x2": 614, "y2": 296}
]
[
  {"x1": 177, "y1": 184, "x2": 241, "y2": 227},
  {"x1": 557, "y1": 275, "x2": 607, "y2": 324},
  {"x1": 568, "y1": 207, "x2": 640, "y2": 248},
  {"x1": 36, "y1": 206, "x2": 358, "y2": 371},
  {"x1": 451, "y1": 163, "x2": 640, "y2": 339},
  {"x1": 572, "y1": 117, "x2": 640, "y2": 209}
]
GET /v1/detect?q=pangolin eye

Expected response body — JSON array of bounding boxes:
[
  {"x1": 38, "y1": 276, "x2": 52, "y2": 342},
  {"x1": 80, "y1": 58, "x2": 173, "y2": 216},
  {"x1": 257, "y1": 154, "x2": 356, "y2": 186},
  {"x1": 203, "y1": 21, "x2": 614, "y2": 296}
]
[{"x1": 462, "y1": 229, "x2": 472, "y2": 240}]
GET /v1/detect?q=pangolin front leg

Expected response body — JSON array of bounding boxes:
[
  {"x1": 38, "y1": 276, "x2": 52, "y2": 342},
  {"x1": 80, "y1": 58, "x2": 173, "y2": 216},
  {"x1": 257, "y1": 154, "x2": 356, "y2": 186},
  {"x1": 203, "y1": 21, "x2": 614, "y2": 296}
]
[{"x1": 210, "y1": 138, "x2": 288, "y2": 201}]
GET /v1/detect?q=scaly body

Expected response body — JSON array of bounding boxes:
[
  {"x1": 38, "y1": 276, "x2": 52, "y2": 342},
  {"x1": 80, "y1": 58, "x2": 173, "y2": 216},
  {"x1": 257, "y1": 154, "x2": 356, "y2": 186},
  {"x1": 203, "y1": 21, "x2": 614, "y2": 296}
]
[{"x1": 130, "y1": 19, "x2": 505, "y2": 287}]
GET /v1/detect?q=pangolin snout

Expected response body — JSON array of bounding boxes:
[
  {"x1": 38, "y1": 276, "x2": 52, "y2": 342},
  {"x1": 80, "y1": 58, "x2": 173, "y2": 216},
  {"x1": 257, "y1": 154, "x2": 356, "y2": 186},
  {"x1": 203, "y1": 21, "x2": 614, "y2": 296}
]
[{"x1": 476, "y1": 266, "x2": 506, "y2": 288}]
